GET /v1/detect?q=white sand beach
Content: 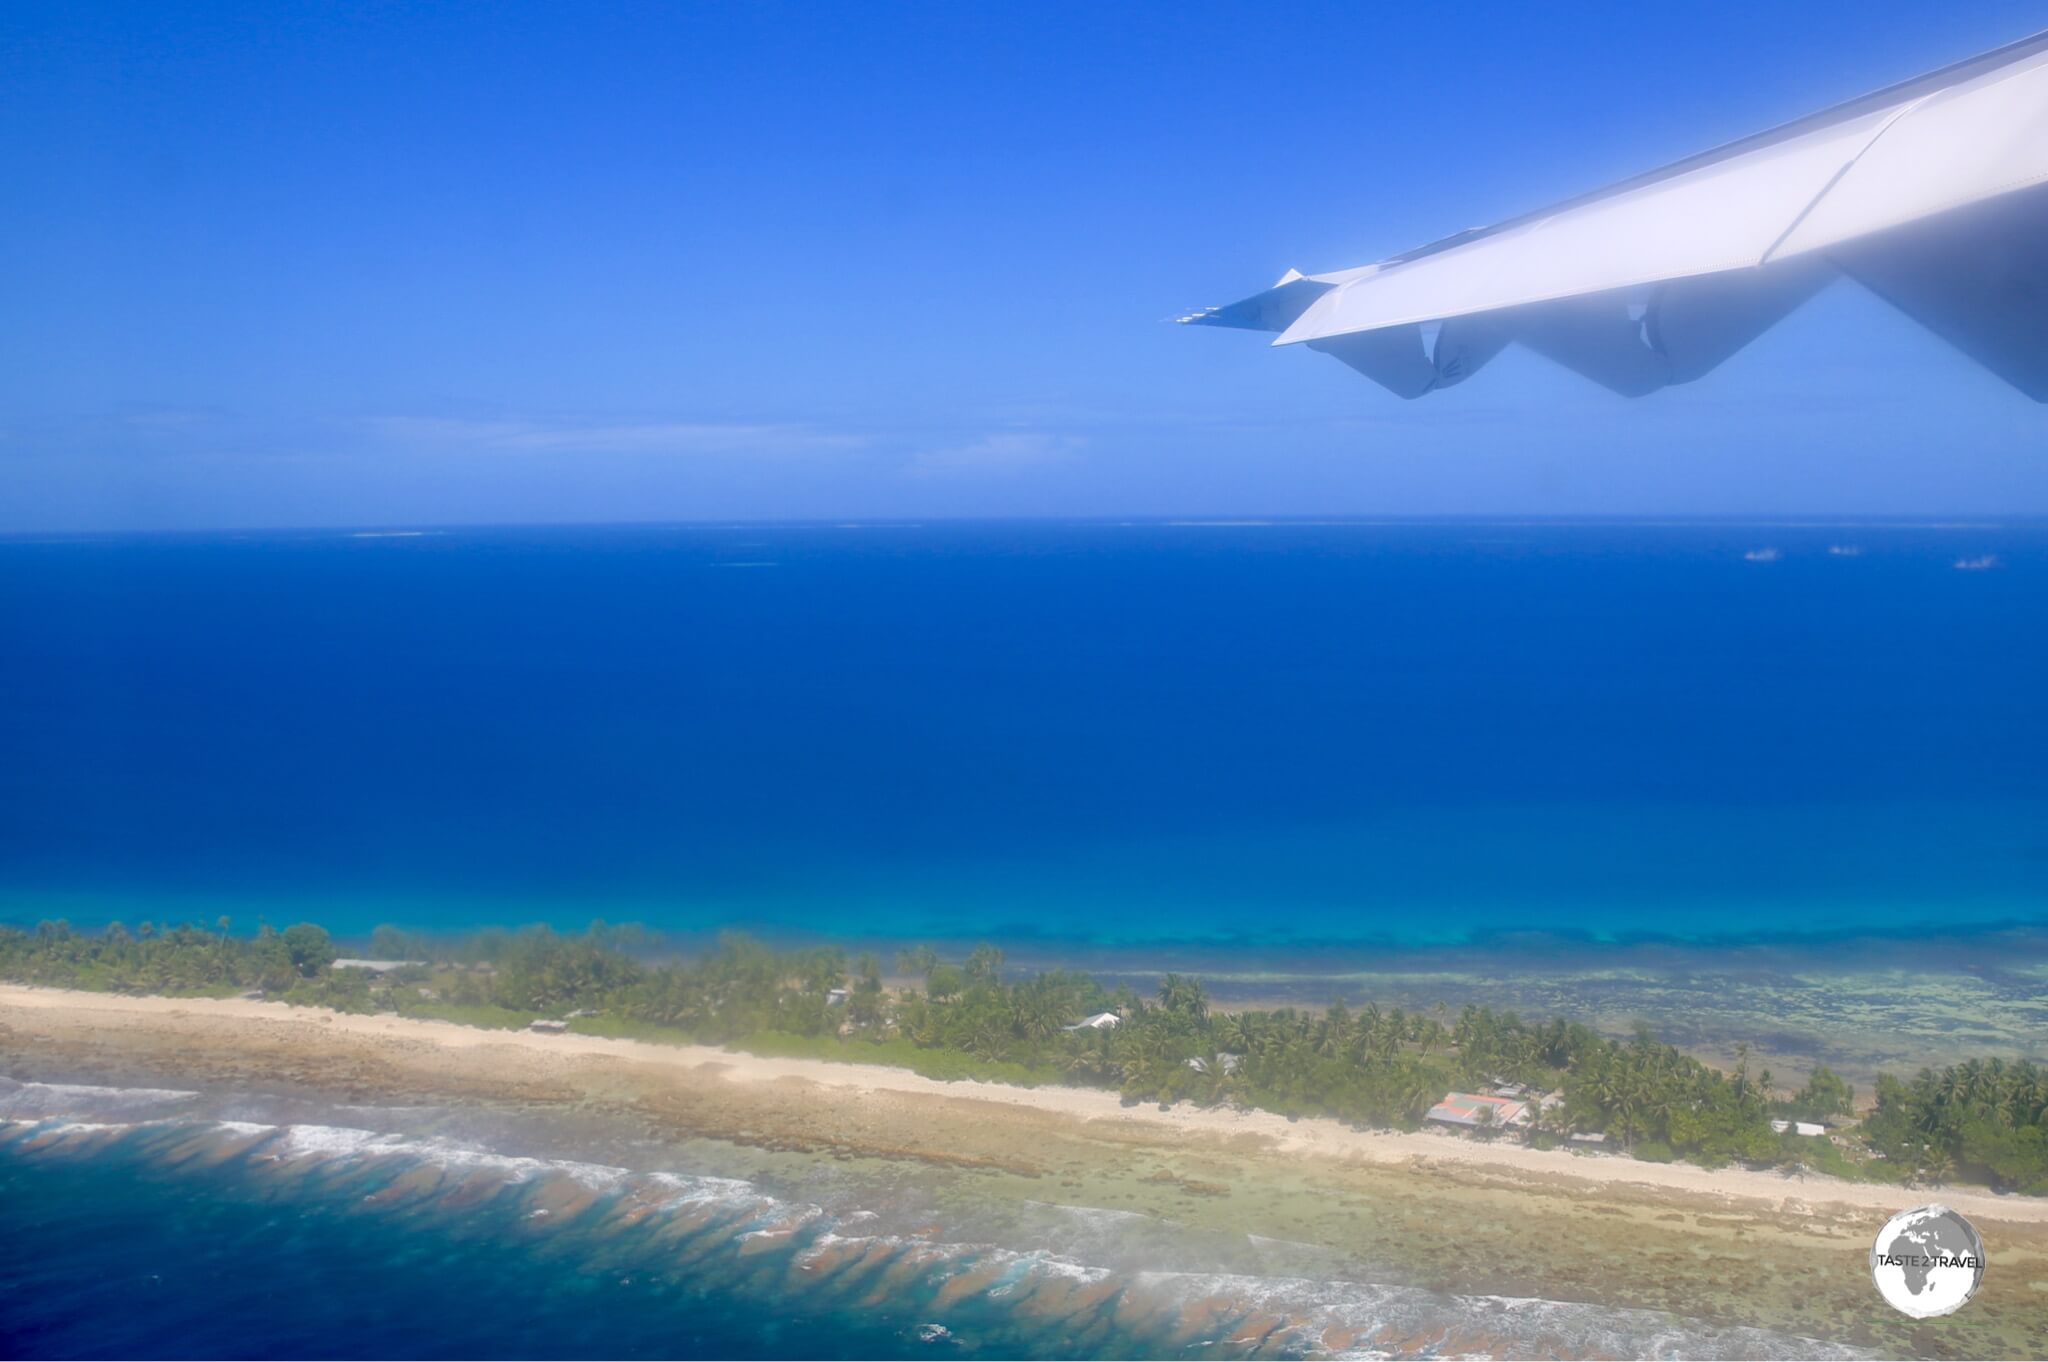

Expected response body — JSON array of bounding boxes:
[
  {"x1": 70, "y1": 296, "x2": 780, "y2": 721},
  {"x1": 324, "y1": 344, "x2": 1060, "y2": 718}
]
[{"x1": 5, "y1": 983, "x2": 2044, "y2": 1227}]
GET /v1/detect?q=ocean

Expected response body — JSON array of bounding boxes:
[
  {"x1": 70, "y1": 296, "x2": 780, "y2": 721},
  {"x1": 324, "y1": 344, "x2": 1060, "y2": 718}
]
[
  {"x1": 4, "y1": 519, "x2": 2045, "y2": 1359},
  {"x1": 1, "y1": 519, "x2": 2042, "y2": 946},
  {"x1": 0, "y1": 1080, "x2": 1862, "y2": 1360}
]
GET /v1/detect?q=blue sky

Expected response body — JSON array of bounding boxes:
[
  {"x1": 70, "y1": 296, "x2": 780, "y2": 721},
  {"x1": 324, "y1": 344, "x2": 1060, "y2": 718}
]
[{"x1": 4, "y1": 0, "x2": 2046, "y2": 531}]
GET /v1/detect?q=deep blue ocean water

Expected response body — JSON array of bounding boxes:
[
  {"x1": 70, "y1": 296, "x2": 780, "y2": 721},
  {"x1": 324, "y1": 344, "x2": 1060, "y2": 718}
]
[
  {"x1": 2, "y1": 519, "x2": 2044, "y2": 946},
  {"x1": 3, "y1": 523, "x2": 2040, "y2": 1360},
  {"x1": 0, "y1": 1120, "x2": 997, "y2": 1361},
  {"x1": 0, "y1": 1142, "x2": 914, "y2": 1361}
]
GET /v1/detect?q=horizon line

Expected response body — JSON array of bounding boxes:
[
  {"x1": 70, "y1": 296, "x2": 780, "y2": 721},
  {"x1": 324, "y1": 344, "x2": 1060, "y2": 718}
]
[{"x1": 3, "y1": 512, "x2": 2041, "y2": 542}]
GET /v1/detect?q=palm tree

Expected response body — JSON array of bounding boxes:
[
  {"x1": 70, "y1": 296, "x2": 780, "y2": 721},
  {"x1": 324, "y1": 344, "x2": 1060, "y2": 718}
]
[
  {"x1": 1013, "y1": 978, "x2": 1068, "y2": 1044},
  {"x1": 965, "y1": 943, "x2": 1005, "y2": 985},
  {"x1": 1938, "y1": 1063, "x2": 1970, "y2": 1111},
  {"x1": 1919, "y1": 1149, "x2": 1956, "y2": 1187},
  {"x1": 1065, "y1": 1043, "x2": 1117, "y2": 1085},
  {"x1": 2015, "y1": 1066, "x2": 2048, "y2": 1126},
  {"x1": 1644, "y1": 1087, "x2": 1682, "y2": 1142},
  {"x1": 895, "y1": 945, "x2": 939, "y2": 978},
  {"x1": 970, "y1": 1014, "x2": 1013, "y2": 1063},
  {"x1": 1540, "y1": 1017, "x2": 1570, "y2": 1067},
  {"x1": 901, "y1": 999, "x2": 943, "y2": 1047},
  {"x1": 1400, "y1": 1070, "x2": 1440, "y2": 1123},
  {"x1": 1529, "y1": 1095, "x2": 1569, "y2": 1144},
  {"x1": 1157, "y1": 974, "x2": 1208, "y2": 1024},
  {"x1": 1611, "y1": 1099, "x2": 1646, "y2": 1152},
  {"x1": 1984, "y1": 1056, "x2": 2009, "y2": 1100},
  {"x1": 1369, "y1": 1015, "x2": 1402, "y2": 1063},
  {"x1": 1122, "y1": 1025, "x2": 1180, "y2": 1096}
]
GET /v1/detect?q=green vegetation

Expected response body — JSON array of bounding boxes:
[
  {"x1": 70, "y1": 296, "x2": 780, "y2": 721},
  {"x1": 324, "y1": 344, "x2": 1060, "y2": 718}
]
[
  {"x1": 401, "y1": 1000, "x2": 533, "y2": 1030},
  {"x1": 1863, "y1": 1060, "x2": 2048, "y2": 1193},
  {"x1": 0, "y1": 917, "x2": 337, "y2": 1000},
  {"x1": 3, "y1": 917, "x2": 2043, "y2": 1190}
]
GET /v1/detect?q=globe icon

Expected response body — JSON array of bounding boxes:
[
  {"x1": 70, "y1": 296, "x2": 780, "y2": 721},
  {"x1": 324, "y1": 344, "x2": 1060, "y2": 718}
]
[{"x1": 1869, "y1": 1204, "x2": 1984, "y2": 1318}]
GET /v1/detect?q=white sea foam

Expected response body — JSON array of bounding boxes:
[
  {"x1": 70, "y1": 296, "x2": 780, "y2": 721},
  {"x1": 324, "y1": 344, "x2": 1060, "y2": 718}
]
[
  {"x1": 402, "y1": 1135, "x2": 631, "y2": 1189},
  {"x1": 263, "y1": 1123, "x2": 636, "y2": 1189},
  {"x1": 1, "y1": 1116, "x2": 159, "y2": 1140},
  {"x1": 735, "y1": 1203, "x2": 825, "y2": 1237},
  {"x1": 788, "y1": 1224, "x2": 942, "y2": 1267},
  {"x1": 1010, "y1": 1251, "x2": 1112, "y2": 1286},
  {"x1": 0, "y1": 1080, "x2": 198, "y2": 1118},
  {"x1": 274, "y1": 1124, "x2": 403, "y2": 1159},
  {"x1": 0, "y1": 1107, "x2": 1860, "y2": 1356},
  {"x1": 213, "y1": 1121, "x2": 275, "y2": 1137},
  {"x1": 7, "y1": 1081, "x2": 197, "y2": 1102},
  {"x1": 647, "y1": 1171, "x2": 768, "y2": 1209}
]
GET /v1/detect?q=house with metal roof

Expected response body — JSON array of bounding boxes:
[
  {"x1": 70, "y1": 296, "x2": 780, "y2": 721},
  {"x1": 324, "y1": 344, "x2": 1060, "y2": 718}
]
[
  {"x1": 1426, "y1": 1091, "x2": 1531, "y2": 1130},
  {"x1": 1061, "y1": 1012, "x2": 1120, "y2": 1032}
]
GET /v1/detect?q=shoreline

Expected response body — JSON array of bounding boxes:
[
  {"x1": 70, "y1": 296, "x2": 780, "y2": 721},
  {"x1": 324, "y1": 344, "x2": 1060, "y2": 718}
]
[
  {"x1": 6, "y1": 983, "x2": 2044, "y2": 1227},
  {"x1": 10, "y1": 916, "x2": 2042, "y2": 1092}
]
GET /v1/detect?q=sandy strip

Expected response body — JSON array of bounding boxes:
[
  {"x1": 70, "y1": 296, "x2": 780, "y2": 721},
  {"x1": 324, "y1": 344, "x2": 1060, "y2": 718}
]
[{"x1": 6, "y1": 983, "x2": 2045, "y2": 1225}]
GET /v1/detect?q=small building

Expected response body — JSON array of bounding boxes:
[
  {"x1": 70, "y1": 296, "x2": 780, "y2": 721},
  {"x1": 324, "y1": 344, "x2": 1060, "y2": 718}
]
[
  {"x1": 825, "y1": 988, "x2": 849, "y2": 1007},
  {"x1": 1183, "y1": 1054, "x2": 1242, "y2": 1076},
  {"x1": 528, "y1": 1018, "x2": 569, "y2": 1034},
  {"x1": 332, "y1": 958, "x2": 424, "y2": 974},
  {"x1": 1426, "y1": 1092, "x2": 1531, "y2": 1129},
  {"x1": 1062, "y1": 1012, "x2": 1120, "y2": 1032},
  {"x1": 1770, "y1": 1119, "x2": 1827, "y2": 1137},
  {"x1": 1567, "y1": 1130, "x2": 1609, "y2": 1146}
]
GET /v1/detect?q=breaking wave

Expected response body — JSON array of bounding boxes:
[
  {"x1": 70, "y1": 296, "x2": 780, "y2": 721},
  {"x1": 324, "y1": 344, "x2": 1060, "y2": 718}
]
[{"x1": 0, "y1": 1080, "x2": 1857, "y2": 1360}]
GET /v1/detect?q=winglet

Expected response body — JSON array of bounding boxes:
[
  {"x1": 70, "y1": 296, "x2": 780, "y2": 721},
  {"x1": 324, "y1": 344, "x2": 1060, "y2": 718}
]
[{"x1": 1176, "y1": 272, "x2": 1333, "y2": 333}]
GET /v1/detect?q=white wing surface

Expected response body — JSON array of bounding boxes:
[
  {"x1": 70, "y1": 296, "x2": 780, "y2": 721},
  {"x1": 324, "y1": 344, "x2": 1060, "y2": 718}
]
[{"x1": 1185, "y1": 31, "x2": 2048, "y2": 399}]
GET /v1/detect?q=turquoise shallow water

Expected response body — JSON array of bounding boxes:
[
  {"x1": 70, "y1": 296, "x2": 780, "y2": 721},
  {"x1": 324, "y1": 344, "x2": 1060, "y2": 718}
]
[{"x1": 1, "y1": 520, "x2": 2043, "y2": 949}]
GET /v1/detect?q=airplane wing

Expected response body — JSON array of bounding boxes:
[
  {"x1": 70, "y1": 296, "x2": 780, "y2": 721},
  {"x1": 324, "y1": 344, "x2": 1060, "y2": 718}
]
[{"x1": 1184, "y1": 30, "x2": 2048, "y2": 399}]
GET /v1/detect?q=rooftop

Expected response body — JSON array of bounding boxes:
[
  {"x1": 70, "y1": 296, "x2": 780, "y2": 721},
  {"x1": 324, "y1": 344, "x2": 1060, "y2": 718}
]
[
  {"x1": 1426, "y1": 1092, "x2": 1531, "y2": 1128},
  {"x1": 1062, "y1": 1012, "x2": 1120, "y2": 1031}
]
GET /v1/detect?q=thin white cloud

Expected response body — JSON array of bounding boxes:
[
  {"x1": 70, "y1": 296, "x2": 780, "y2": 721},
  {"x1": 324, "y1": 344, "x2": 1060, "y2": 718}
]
[
  {"x1": 367, "y1": 416, "x2": 868, "y2": 457},
  {"x1": 907, "y1": 431, "x2": 1084, "y2": 477},
  {"x1": 120, "y1": 405, "x2": 226, "y2": 430}
]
